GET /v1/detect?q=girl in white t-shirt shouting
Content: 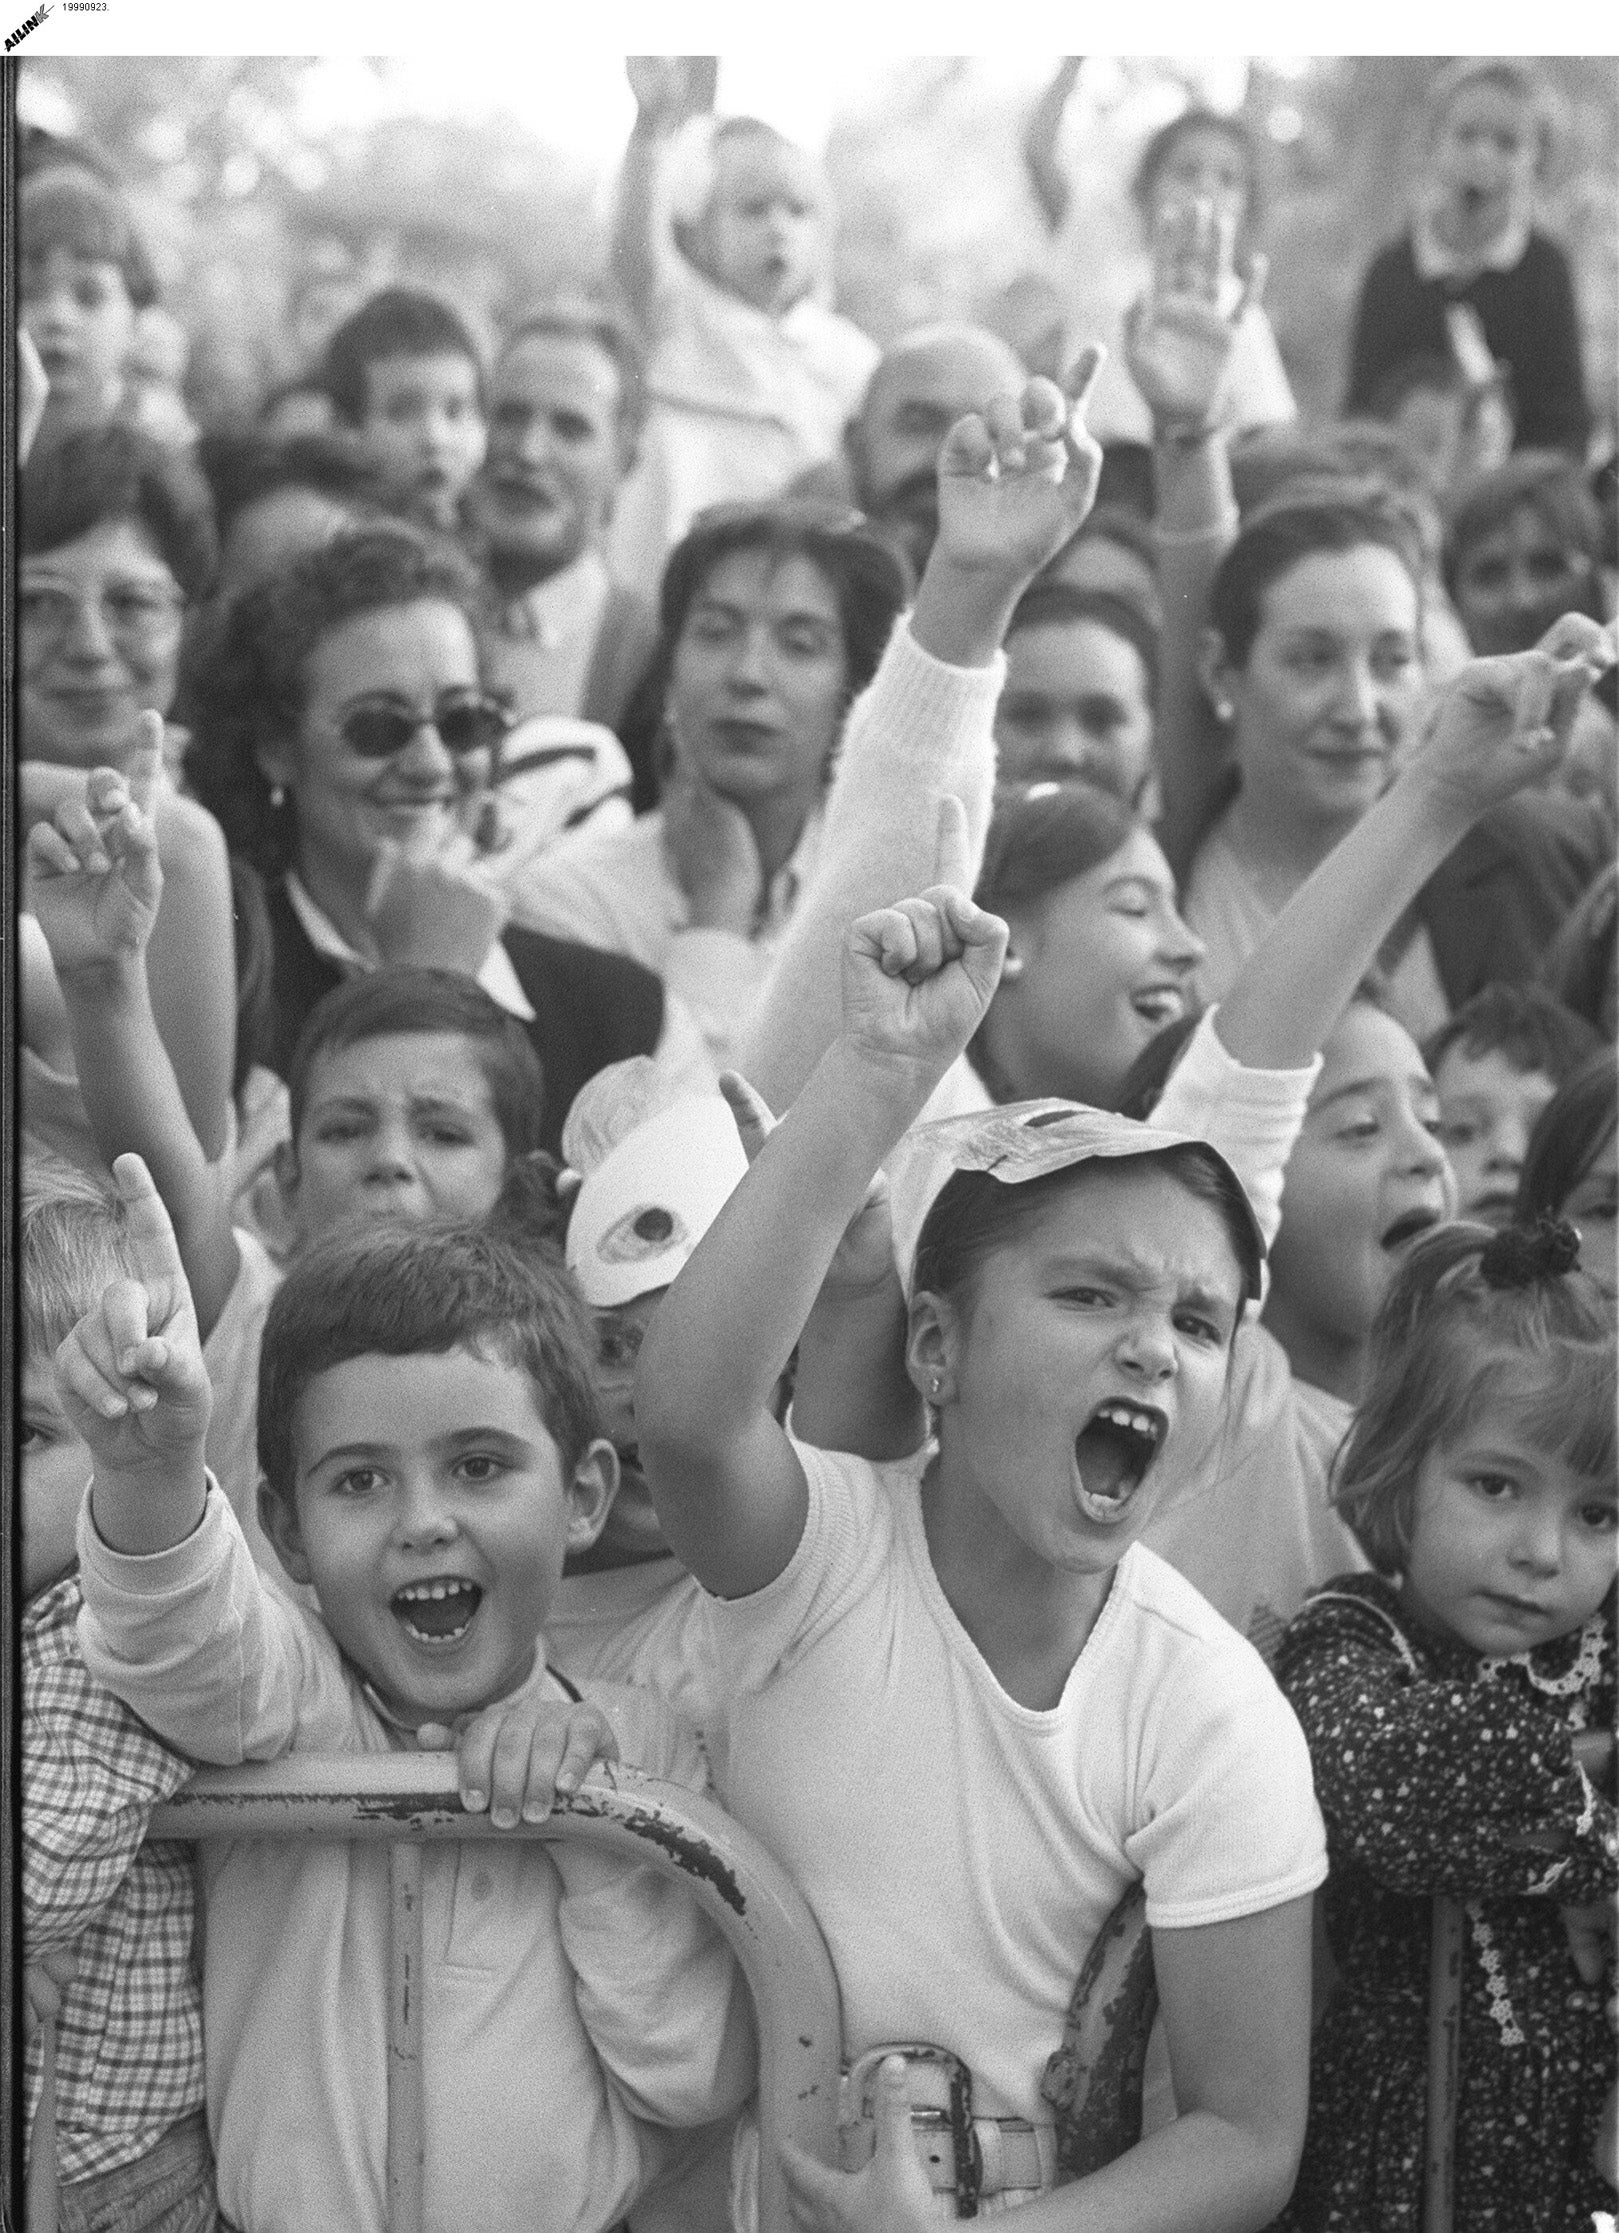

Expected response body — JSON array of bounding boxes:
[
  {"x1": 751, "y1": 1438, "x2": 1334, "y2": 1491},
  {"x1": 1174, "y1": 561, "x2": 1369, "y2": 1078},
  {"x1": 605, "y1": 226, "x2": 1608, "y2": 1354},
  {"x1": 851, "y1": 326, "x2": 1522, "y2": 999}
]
[{"x1": 636, "y1": 866, "x2": 1327, "y2": 2223}]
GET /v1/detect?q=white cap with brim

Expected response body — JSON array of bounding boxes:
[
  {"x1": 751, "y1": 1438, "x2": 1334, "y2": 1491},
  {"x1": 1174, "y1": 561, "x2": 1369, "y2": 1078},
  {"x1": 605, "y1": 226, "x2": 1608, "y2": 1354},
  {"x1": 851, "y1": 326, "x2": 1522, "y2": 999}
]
[
  {"x1": 888, "y1": 1099, "x2": 1266, "y2": 1304},
  {"x1": 565, "y1": 1094, "x2": 749, "y2": 1310}
]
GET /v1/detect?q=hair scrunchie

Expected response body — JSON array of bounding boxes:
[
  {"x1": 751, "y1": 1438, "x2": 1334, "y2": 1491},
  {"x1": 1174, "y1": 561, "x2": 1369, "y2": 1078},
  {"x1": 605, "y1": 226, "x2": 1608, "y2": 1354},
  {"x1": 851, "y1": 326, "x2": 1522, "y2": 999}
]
[{"x1": 1478, "y1": 1213, "x2": 1583, "y2": 1289}]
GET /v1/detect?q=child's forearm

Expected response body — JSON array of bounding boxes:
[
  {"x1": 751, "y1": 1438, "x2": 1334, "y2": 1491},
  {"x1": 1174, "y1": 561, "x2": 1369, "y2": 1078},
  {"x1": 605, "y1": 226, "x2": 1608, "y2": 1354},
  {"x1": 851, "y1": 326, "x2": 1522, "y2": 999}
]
[
  {"x1": 1210, "y1": 766, "x2": 1471, "y2": 1076},
  {"x1": 88, "y1": 1452, "x2": 209, "y2": 1562},
  {"x1": 611, "y1": 118, "x2": 668, "y2": 334},
  {"x1": 739, "y1": 622, "x2": 1001, "y2": 1114},
  {"x1": 145, "y1": 798, "x2": 236, "y2": 1163},
  {"x1": 911, "y1": 551, "x2": 1028, "y2": 673},
  {"x1": 56, "y1": 955, "x2": 241, "y2": 1341},
  {"x1": 1152, "y1": 431, "x2": 1239, "y2": 884},
  {"x1": 640, "y1": 1038, "x2": 937, "y2": 1454}
]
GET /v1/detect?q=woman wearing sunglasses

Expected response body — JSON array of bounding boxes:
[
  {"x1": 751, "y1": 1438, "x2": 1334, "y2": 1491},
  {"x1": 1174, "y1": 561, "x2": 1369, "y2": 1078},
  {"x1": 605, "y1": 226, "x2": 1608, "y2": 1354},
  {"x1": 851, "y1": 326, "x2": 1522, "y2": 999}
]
[
  {"x1": 500, "y1": 498, "x2": 910, "y2": 1070},
  {"x1": 186, "y1": 522, "x2": 692, "y2": 1152},
  {"x1": 18, "y1": 421, "x2": 239, "y2": 1176}
]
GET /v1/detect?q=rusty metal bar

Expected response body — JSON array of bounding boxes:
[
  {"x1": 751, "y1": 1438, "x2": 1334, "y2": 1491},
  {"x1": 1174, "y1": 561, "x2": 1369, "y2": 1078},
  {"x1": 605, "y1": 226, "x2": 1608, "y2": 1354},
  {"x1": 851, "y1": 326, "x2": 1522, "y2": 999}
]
[
  {"x1": 150, "y1": 1754, "x2": 841, "y2": 2233},
  {"x1": 387, "y1": 1842, "x2": 425, "y2": 2233}
]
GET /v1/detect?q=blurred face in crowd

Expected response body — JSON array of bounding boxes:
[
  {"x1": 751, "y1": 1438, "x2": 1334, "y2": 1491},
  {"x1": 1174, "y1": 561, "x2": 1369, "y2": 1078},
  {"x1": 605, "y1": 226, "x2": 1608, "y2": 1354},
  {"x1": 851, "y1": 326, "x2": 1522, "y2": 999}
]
[
  {"x1": 584, "y1": 1290, "x2": 670, "y2": 1566},
  {"x1": 20, "y1": 518, "x2": 185, "y2": 769},
  {"x1": 471, "y1": 331, "x2": 630, "y2": 584},
  {"x1": 852, "y1": 328, "x2": 1026, "y2": 578},
  {"x1": 21, "y1": 249, "x2": 137, "y2": 435},
  {"x1": 1450, "y1": 504, "x2": 1599, "y2": 657},
  {"x1": 359, "y1": 351, "x2": 487, "y2": 533},
  {"x1": 997, "y1": 619, "x2": 1156, "y2": 804},
  {"x1": 1430, "y1": 80, "x2": 1539, "y2": 253},
  {"x1": 20, "y1": 1348, "x2": 95, "y2": 1600},
  {"x1": 1560, "y1": 1128, "x2": 1618, "y2": 1304},
  {"x1": 1212, "y1": 544, "x2": 1423, "y2": 838},
  {"x1": 1047, "y1": 532, "x2": 1163, "y2": 629},
  {"x1": 218, "y1": 486, "x2": 359, "y2": 600},
  {"x1": 257, "y1": 597, "x2": 494, "y2": 909},
  {"x1": 1144, "y1": 123, "x2": 1250, "y2": 260},
  {"x1": 1432, "y1": 1042, "x2": 1560, "y2": 1228},
  {"x1": 683, "y1": 130, "x2": 823, "y2": 317},
  {"x1": 1266, "y1": 1003, "x2": 1455, "y2": 1378},
  {"x1": 668, "y1": 546, "x2": 849, "y2": 839},
  {"x1": 984, "y1": 827, "x2": 1204, "y2": 1109}
]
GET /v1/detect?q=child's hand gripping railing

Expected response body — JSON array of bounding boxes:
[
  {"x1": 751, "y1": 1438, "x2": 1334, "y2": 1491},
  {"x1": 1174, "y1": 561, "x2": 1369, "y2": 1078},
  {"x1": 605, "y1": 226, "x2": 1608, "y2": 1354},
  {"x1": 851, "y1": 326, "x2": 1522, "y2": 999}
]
[
  {"x1": 1424, "y1": 1726, "x2": 1616, "y2": 2233},
  {"x1": 146, "y1": 1753, "x2": 843, "y2": 2233}
]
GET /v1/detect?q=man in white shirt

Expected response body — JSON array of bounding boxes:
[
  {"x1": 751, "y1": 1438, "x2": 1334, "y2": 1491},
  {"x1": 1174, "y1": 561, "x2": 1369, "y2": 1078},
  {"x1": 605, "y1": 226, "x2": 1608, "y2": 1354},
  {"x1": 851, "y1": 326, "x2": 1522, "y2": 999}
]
[{"x1": 467, "y1": 302, "x2": 658, "y2": 744}]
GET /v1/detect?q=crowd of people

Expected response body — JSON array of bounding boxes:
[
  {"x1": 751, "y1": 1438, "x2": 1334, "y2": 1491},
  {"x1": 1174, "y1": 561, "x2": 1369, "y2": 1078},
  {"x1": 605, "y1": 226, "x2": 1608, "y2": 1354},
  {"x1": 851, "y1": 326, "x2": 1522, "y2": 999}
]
[{"x1": 13, "y1": 51, "x2": 1618, "y2": 2233}]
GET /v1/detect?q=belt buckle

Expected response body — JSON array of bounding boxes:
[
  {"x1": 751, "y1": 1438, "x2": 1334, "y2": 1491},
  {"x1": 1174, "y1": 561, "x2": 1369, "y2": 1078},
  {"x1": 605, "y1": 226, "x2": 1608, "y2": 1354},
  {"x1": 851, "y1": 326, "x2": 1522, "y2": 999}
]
[{"x1": 847, "y1": 2043, "x2": 982, "y2": 2218}]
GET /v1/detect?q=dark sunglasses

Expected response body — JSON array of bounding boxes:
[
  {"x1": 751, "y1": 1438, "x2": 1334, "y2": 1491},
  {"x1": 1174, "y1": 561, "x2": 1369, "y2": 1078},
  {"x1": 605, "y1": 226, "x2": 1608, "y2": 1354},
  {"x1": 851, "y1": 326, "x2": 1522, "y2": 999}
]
[{"x1": 337, "y1": 692, "x2": 510, "y2": 761}]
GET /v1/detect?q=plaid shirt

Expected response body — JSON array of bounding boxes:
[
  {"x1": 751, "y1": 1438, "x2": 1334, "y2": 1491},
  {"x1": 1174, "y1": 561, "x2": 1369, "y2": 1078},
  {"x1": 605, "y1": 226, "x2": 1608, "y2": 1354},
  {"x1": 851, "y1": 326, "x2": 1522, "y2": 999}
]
[{"x1": 22, "y1": 1574, "x2": 206, "y2": 2186}]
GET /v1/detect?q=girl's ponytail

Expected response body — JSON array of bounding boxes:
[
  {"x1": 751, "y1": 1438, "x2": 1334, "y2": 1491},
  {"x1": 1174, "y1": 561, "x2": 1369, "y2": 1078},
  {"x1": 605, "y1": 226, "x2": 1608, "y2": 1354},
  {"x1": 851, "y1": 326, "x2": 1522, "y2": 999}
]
[{"x1": 1478, "y1": 1214, "x2": 1583, "y2": 1289}]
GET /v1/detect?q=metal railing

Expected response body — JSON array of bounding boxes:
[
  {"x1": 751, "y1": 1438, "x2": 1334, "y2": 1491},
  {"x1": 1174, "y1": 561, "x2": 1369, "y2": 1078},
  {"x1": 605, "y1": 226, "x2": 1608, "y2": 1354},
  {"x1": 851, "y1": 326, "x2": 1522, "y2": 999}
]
[{"x1": 143, "y1": 1752, "x2": 843, "y2": 2233}]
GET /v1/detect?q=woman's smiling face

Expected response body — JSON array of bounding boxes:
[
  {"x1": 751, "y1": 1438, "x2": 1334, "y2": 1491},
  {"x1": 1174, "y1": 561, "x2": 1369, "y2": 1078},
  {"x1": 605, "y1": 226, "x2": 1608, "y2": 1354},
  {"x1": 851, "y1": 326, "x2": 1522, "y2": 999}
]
[
  {"x1": 1219, "y1": 545, "x2": 1423, "y2": 835},
  {"x1": 260, "y1": 597, "x2": 492, "y2": 893},
  {"x1": 990, "y1": 827, "x2": 1205, "y2": 1109}
]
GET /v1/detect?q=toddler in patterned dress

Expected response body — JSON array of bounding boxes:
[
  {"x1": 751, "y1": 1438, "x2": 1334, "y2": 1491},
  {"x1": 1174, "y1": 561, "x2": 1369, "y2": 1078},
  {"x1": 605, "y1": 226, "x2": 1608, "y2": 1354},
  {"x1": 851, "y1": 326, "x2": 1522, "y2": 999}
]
[
  {"x1": 1273, "y1": 1214, "x2": 1616, "y2": 2232},
  {"x1": 19, "y1": 1176, "x2": 218, "y2": 2232}
]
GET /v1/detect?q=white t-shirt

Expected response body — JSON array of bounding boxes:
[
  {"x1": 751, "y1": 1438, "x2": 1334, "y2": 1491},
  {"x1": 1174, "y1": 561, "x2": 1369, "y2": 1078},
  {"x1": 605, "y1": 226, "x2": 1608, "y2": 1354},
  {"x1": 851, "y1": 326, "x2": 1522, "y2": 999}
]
[
  {"x1": 550, "y1": 1557, "x2": 720, "y2": 1749},
  {"x1": 706, "y1": 1441, "x2": 1326, "y2": 2124}
]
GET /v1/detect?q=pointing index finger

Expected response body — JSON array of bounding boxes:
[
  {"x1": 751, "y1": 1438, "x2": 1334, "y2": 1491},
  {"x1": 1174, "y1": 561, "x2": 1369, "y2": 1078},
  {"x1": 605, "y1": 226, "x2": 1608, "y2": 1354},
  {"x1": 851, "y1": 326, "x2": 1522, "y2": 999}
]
[
  {"x1": 109, "y1": 1153, "x2": 186, "y2": 1285},
  {"x1": 932, "y1": 793, "x2": 972, "y2": 891},
  {"x1": 124, "y1": 713, "x2": 165, "y2": 820},
  {"x1": 1063, "y1": 343, "x2": 1105, "y2": 427}
]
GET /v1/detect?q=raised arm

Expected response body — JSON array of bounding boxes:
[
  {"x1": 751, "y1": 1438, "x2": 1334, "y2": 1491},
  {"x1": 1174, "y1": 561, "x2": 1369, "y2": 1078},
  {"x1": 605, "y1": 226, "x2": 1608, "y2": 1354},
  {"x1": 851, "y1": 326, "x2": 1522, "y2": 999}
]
[
  {"x1": 58, "y1": 1155, "x2": 213, "y2": 1561},
  {"x1": 1124, "y1": 206, "x2": 1260, "y2": 883},
  {"x1": 25, "y1": 724, "x2": 241, "y2": 1338},
  {"x1": 612, "y1": 58, "x2": 708, "y2": 339},
  {"x1": 1022, "y1": 57, "x2": 1083, "y2": 234},
  {"x1": 636, "y1": 886, "x2": 1007, "y2": 1601},
  {"x1": 1213, "y1": 615, "x2": 1617, "y2": 1075},
  {"x1": 1155, "y1": 617, "x2": 1616, "y2": 1243},
  {"x1": 738, "y1": 355, "x2": 1105, "y2": 1114},
  {"x1": 20, "y1": 756, "x2": 237, "y2": 1161}
]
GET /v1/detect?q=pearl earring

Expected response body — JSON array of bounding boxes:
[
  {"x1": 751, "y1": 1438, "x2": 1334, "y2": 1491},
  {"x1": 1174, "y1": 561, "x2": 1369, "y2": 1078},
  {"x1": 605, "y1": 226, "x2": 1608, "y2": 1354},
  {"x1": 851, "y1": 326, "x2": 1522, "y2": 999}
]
[
  {"x1": 268, "y1": 783, "x2": 287, "y2": 810},
  {"x1": 929, "y1": 1373, "x2": 943, "y2": 1399},
  {"x1": 1000, "y1": 952, "x2": 1025, "y2": 983},
  {"x1": 1214, "y1": 700, "x2": 1234, "y2": 724}
]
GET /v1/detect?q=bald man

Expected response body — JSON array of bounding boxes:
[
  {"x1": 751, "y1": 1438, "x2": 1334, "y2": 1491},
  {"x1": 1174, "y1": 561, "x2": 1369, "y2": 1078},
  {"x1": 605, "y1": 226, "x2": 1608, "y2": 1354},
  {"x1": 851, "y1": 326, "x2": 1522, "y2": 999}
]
[{"x1": 791, "y1": 322, "x2": 1028, "y2": 578}]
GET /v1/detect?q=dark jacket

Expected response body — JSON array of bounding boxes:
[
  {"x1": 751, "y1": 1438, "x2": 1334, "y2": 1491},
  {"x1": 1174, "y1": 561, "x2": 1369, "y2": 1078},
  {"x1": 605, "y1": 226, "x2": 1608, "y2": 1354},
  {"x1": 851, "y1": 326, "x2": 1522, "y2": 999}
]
[
  {"x1": 1345, "y1": 228, "x2": 1590, "y2": 457},
  {"x1": 257, "y1": 876, "x2": 666, "y2": 1158}
]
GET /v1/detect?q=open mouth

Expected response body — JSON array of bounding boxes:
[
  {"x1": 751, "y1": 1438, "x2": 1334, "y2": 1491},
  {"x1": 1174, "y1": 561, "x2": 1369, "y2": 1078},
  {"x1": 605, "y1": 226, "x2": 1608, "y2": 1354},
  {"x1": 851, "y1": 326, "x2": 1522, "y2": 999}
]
[
  {"x1": 1130, "y1": 985, "x2": 1186, "y2": 1027},
  {"x1": 392, "y1": 1578, "x2": 483, "y2": 1644},
  {"x1": 1074, "y1": 1400, "x2": 1167, "y2": 1525},
  {"x1": 1381, "y1": 1207, "x2": 1443, "y2": 1253}
]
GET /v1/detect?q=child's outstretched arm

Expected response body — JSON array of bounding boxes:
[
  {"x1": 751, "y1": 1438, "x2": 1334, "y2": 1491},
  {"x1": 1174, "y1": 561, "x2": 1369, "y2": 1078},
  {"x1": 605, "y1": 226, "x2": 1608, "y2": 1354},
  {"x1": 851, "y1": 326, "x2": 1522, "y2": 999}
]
[
  {"x1": 612, "y1": 57, "x2": 706, "y2": 336},
  {"x1": 718, "y1": 1071, "x2": 924, "y2": 1463},
  {"x1": 1021, "y1": 57, "x2": 1083, "y2": 233},
  {"x1": 739, "y1": 357, "x2": 1104, "y2": 1116},
  {"x1": 1124, "y1": 205, "x2": 1259, "y2": 884},
  {"x1": 637, "y1": 887, "x2": 1007, "y2": 1601},
  {"x1": 58, "y1": 1156, "x2": 213, "y2": 1560},
  {"x1": 1214, "y1": 614, "x2": 1617, "y2": 1077},
  {"x1": 25, "y1": 721, "x2": 242, "y2": 1338}
]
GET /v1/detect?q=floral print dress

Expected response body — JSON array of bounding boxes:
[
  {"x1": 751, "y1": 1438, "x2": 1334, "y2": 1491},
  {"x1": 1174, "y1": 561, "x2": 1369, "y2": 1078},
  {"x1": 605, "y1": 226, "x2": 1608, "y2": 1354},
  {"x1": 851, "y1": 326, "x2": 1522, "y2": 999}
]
[{"x1": 1271, "y1": 1573, "x2": 1616, "y2": 2233}]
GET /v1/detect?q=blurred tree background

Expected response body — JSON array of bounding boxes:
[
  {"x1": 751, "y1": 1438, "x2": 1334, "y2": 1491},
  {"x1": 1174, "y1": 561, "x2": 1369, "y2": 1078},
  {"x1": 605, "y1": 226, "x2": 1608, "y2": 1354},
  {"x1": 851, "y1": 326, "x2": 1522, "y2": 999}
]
[{"x1": 16, "y1": 53, "x2": 1617, "y2": 440}]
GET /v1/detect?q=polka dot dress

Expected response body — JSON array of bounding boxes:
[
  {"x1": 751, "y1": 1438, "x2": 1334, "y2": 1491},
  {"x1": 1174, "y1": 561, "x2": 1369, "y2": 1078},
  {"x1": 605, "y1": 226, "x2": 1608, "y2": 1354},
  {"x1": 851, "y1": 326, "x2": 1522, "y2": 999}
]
[{"x1": 1270, "y1": 1574, "x2": 1616, "y2": 2233}]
